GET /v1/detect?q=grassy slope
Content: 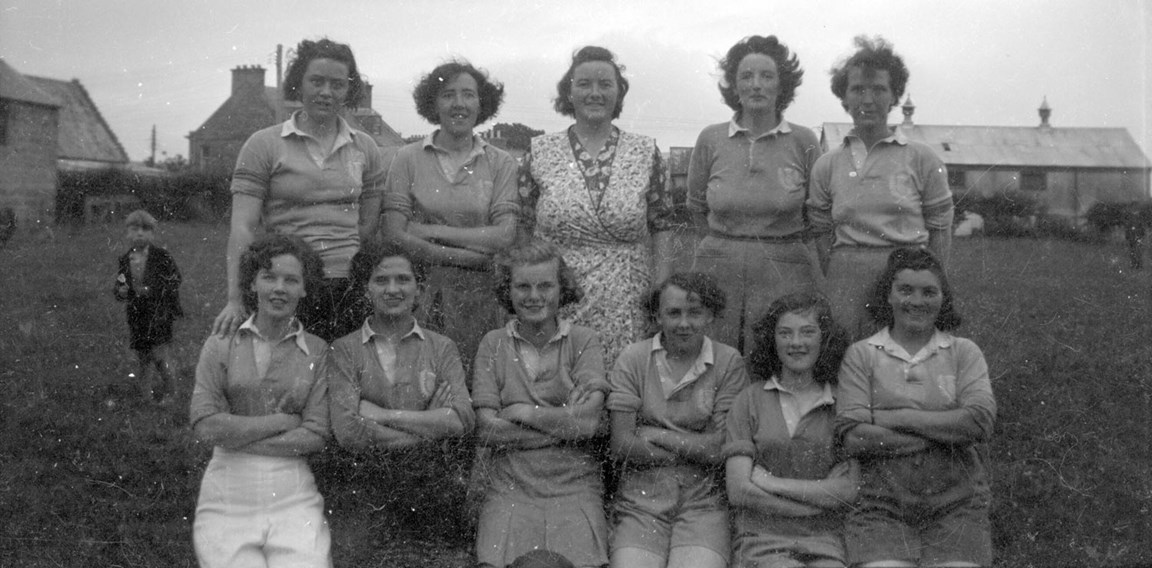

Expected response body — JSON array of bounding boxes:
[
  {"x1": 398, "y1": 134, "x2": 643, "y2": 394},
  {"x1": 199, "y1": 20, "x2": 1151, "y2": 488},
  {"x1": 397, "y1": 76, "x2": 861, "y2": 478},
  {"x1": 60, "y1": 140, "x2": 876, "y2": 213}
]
[{"x1": 0, "y1": 224, "x2": 1148, "y2": 567}]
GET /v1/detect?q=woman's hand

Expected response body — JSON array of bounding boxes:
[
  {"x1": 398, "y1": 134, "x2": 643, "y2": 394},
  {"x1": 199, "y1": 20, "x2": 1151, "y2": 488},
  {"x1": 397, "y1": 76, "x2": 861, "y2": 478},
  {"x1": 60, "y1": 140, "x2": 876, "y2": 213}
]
[{"x1": 211, "y1": 299, "x2": 249, "y2": 338}]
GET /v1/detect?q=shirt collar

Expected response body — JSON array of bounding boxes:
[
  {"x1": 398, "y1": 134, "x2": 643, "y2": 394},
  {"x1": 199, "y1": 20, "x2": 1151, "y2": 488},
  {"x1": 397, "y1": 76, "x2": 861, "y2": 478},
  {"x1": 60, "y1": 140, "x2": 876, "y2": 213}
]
[
  {"x1": 281, "y1": 110, "x2": 354, "y2": 146},
  {"x1": 843, "y1": 125, "x2": 908, "y2": 147},
  {"x1": 867, "y1": 326, "x2": 953, "y2": 362},
  {"x1": 424, "y1": 131, "x2": 488, "y2": 158},
  {"x1": 239, "y1": 316, "x2": 311, "y2": 355},
  {"x1": 360, "y1": 317, "x2": 425, "y2": 344},
  {"x1": 728, "y1": 115, "x2": 793, "y2": 138},
  {"x1": 651, "y1": 333, "x2": 715, "y2": 366},
  {"x1": 763, "y1": 375, "x2": 836, "y2": 406},
  {"x1": 506, "y1": 318, "x2": 571, "y2": 343}
]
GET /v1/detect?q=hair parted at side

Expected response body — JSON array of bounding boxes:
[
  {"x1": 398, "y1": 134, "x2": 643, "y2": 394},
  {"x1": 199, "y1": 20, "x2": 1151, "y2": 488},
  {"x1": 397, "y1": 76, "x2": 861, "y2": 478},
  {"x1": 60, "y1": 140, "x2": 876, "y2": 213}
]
[
  {"x1": 718, "y1": 35, "x2": 804, "y2": 115},
  {"x1": 865, "y1": 247, "x2": 962, "y2": 331},
  {"x1": 283, "y1": 37, "x2": 364, "y2": 108},
  {"x1": 748, "y1": 292, "x2": 848, "y2": 385},
  {"x1": 829, "y1": 35, "x2": 909, "y2": 107},
  {"x1": 492, "y1": 239, "x2": 583, "y2": 314},
  {"x1": 644, "y1": 272, "x2": 726, "y2": 322},
  {"x1": 553, "y1": 45, "x2": 629, "y2": 119},
  {"x1": 412, "y1": 59, "x2": 505, "y2": 126},
  {"x1": 238, "y1": 234, "x2": 324, "y2": 314}
]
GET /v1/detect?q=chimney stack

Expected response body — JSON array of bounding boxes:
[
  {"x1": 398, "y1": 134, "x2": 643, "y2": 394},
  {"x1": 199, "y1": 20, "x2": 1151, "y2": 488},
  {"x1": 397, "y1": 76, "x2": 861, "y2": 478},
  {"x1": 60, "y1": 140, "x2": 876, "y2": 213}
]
[
  {"x1": 1038, "y1": 96, "x2": 1052, "y2": 128},
  {"x1": 231, "y1": 65, "x2": 266, "y2": 97}
]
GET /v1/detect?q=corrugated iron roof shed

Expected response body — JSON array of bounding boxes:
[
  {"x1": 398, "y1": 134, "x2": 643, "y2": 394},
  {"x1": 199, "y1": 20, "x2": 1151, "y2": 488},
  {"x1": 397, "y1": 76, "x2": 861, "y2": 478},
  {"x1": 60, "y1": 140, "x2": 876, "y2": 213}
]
[
  {"x1": 822, "y1": 122, "x2": 1151, "y2": 170},
  {"x1": 26, "y1": 75, "x2": 129, "y2": 163}
]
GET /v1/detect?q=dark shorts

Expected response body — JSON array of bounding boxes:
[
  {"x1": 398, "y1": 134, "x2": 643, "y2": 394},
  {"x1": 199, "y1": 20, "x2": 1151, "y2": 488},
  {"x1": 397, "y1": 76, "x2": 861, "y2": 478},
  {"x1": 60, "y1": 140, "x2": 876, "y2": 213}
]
[{"x1": 127, "y1": 301, "x2": 175, "y2": 351}]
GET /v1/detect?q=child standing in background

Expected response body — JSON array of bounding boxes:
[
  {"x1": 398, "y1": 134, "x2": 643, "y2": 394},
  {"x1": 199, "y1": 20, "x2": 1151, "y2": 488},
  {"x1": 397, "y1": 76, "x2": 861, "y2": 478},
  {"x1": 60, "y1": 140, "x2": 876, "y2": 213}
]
[{"x1": 114, "y1": 210, "x2": 183, "y2": 402}]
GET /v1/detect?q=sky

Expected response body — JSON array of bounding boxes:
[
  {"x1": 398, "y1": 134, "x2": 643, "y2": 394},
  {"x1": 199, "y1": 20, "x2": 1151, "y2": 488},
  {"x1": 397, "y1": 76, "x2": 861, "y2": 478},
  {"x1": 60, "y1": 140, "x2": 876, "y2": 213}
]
[{"x1": 1, "y1": 0, "x2": 1148, "y2": 163}]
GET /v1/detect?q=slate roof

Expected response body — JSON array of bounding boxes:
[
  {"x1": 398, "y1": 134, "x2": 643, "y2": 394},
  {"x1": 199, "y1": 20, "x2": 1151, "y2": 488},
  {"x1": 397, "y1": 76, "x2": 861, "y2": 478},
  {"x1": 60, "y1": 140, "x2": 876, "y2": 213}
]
[
  {"x1": 821, "y1": 122, "x2": 1151, "y2": 170},
  {"x1": 26, "y1": 75, "x2": 129, "y2": 164},
  {"x1": 0, "y1": 58, "x2": 60, "y2": 107}
]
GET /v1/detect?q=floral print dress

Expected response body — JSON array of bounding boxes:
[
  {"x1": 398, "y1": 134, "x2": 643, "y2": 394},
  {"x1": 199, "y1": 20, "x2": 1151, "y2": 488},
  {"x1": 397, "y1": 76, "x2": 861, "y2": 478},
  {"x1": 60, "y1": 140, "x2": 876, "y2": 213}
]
[{"x1": 520, "y1": 126, "x2": 676, "y2": 366}]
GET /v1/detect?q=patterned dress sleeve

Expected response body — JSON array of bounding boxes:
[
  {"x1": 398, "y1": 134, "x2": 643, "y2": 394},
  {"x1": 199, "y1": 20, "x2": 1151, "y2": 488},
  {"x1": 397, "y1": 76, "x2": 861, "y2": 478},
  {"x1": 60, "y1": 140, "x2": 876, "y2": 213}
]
[
  {"x1": 517, "y1": 149, "x2": 540, "y2": 237},
  {"x1": 645, "y1": 147, "x2": 677, "y2": 233}
]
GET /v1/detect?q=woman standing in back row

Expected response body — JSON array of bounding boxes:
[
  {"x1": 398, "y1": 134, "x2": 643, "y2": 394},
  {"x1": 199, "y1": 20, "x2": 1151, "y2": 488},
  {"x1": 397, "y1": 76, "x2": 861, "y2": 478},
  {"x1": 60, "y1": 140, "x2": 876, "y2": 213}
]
[
  {"x1": 519, "y1": 45, "x2": 679, "y2": 367},
  {"x1": 382, "y1": 59, "x2": 519, "y2": 375},
  {"x1": 688, "y1": 35, "x2": 822, "y2": 354},
  {"x1": 807, "y1": 36, "x2": 953, "y2": 337}
]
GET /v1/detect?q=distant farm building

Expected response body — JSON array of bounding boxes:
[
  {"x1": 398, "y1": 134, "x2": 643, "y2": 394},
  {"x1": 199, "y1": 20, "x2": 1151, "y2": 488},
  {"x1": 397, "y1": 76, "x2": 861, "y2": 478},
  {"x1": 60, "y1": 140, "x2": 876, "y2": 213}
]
[
  {"x1": 821, "y1": 97, "x2": 1152, "y2": 224},
  {"x1": 0, "y1": 58, "x2": 131, "y2": 232},
  {"x1": 189, "y1": 64, "x2": 404, "y2": 173}
]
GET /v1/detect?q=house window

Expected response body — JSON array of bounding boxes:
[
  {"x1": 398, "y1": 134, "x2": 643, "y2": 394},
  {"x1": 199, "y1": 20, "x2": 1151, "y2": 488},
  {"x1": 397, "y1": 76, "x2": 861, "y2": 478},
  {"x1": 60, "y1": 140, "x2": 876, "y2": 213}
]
[
  {"x1": 201, "y1": 145, "x2": 211, "y2": 159},
  {"x1": 947, "y1": 168, "x2": 965, "y2": 189},
  {"x1": 1020, "y1": 170, "x2": 1047, "y2": 192}
]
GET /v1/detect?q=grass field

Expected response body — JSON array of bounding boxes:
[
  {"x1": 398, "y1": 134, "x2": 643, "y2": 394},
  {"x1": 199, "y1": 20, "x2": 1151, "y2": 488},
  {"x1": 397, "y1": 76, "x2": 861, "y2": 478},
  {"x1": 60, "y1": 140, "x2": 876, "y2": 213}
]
[{"x1": 1, "y1": 223, "x2": 1149, "y2": 567}]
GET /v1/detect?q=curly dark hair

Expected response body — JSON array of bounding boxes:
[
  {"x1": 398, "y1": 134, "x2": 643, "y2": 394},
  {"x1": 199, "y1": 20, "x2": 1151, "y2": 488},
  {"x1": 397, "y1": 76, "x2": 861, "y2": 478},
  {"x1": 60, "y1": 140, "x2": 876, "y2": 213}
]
[
  {"x1": 865, "y1": 247, "x2": 962, "y2": 331},
  {"x1": 412, "y1": 59, "x2": 505, "y2": 127},
  {"x1": 644, "y1": 272, "x2": 726, "y2": 323},
  {"x1": 239, "y1": 235, "x2": 324, "y2": 314},
  {"x1": 553, "y1": 45, "x2": 629, "y2": 119},
  {"x1": 718, "y1": 35, "x2": 804, "y2": 116},
  {"x1": 493, "y1": 240, "x2": 583, "y2": 314},
  {"x1": 747, "y1": 292, "x2": 848, "y2": 385},
  {"x1": 349, "y1": 241, "x2": 430, "y2": 289},
  {"x1": 283, "y1": 38, "x2": 364, "y2": 108},
  {"x1": 829, "y1": 35, "x2": 908, "y2": 108}
]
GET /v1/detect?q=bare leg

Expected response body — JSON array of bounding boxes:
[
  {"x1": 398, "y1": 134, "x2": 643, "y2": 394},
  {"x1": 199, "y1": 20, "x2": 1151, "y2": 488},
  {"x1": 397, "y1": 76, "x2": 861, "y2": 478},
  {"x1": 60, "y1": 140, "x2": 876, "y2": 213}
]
[
  {"x1": 611, "y1": 547, "x2": 666, "y2": 568},
  {"x1": 667, "y1": 546, "x2": 725, "y2": 568}
]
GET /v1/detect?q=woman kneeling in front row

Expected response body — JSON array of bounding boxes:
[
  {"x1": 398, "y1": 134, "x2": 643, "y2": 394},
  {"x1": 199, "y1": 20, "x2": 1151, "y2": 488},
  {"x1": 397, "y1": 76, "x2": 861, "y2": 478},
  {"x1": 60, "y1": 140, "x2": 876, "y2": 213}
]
[
  {"x1": 607, "y1": 272, "x2": 750, "y2": 568},
  {"x1": 190, "y1": 235, "x2": 332, "y2": 567}
]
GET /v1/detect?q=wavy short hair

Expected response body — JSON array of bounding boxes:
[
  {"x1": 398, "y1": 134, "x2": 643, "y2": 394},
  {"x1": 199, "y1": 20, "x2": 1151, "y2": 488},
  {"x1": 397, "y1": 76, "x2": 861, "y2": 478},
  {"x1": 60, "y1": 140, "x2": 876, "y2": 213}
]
[
  {"x1": 553, "y1": 45, "x2": 629, "y2": 119},
  {"x1": 718, "y1": 35, "x2": 804, "y2": 116},
  {"x1": 748, "y1": 292, "x2": 848, "y2": 385},
  {"x1": 283, "y1": 38, "x2": 364, "y2": 108},
  {"x1": 865, "y1": 247, "x2": 962, "y2": 331},
  {"x1": 493, "y1": 240, "x2": 583, "y2": 314},
  {"x1": 412, "y1": 59, "x2": 505, "y2": 127},
  {"x1": 644, "y1": 272, "x2": 726, "y2": 322},
  {"x1": 829, "y1": 35, "x2": 908, "y2": 108},
  {"x1": 239, "y1": 235, "x2": 324, "y2": 314}
]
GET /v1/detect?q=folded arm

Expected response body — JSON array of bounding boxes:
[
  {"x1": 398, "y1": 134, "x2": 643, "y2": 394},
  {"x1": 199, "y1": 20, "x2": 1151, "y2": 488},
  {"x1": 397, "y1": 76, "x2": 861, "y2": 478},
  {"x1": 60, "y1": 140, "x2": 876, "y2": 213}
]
[
  {"x1": 610, "y1": 410, "x2": 678, "y2": 466},
  {"x1": 725, "y1": 456, "x2": 823, "y2": 517},
  {"x1": 750, "y1": 459, "x2": 859, "y2": 510},
  {"x1": 475, "y1": 408, "x2": 561, "y2": 451},
  {"x1": 381, "y1": 211, "x2": 490, "y2": 268},
  {"x1": 498, "y1": 386, "x2": 604, "y2": 441}
]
